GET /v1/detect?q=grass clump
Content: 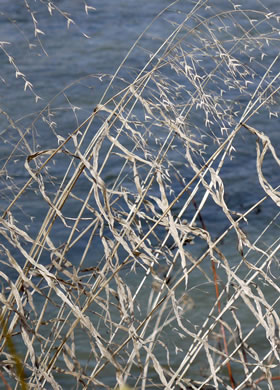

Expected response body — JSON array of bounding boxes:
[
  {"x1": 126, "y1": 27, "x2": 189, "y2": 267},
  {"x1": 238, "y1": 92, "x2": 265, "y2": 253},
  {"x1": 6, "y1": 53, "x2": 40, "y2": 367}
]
[{"x1": 0, "y1": 1, "x2": 280, "y2": 389}]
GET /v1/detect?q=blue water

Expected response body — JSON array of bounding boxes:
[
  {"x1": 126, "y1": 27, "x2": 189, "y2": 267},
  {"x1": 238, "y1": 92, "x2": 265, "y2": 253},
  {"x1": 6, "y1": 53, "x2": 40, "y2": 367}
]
[{"x1": 0, "y1": 1, "x2": 280, "y2": 388}]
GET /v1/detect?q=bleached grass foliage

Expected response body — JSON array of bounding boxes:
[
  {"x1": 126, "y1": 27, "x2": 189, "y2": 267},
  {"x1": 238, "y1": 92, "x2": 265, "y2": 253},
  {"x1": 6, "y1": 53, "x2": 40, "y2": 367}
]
[{"x1": 0, "y1": 1, "x2": 280, "y2": 388}]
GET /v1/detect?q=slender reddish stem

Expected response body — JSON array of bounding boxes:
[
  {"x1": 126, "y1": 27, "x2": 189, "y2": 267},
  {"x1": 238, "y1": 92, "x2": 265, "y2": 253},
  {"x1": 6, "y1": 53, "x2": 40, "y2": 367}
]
[{"x1": 190, "y1": 192, "x2": 236, "y2": 388}]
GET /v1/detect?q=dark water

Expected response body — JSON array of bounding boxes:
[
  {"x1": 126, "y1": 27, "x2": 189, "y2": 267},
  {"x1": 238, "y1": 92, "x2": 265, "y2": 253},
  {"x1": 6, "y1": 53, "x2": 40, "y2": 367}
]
[
  {"x1": 0, "y1": 0, "x2": 279, "y2": 237},
  {"x1": 0, "y1": 1, "x2": 280, "y2": 388}
]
